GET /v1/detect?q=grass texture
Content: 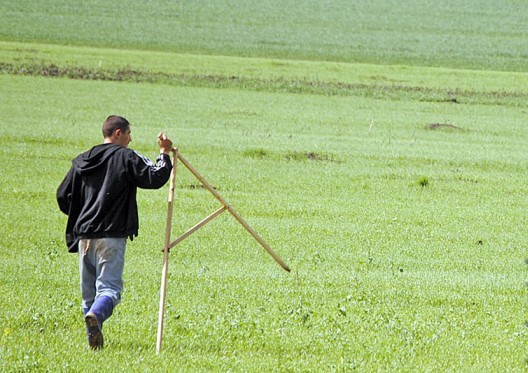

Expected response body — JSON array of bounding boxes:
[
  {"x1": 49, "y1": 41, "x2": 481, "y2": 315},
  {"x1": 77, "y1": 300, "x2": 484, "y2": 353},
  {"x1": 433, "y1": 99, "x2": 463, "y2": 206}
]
[{"x1": 0, "y1": 0, "x2": 527, "y2": 72}]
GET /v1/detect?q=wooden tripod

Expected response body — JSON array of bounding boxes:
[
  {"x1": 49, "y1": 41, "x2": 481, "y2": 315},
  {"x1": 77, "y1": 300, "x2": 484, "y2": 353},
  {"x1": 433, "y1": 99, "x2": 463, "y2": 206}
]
[{"x1": 156, "y1": 149, "x2": 290, "y2": 354}]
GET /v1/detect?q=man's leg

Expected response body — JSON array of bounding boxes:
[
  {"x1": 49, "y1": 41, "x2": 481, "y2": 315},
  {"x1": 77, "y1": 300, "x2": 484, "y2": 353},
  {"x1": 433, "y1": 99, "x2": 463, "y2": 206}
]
[
  {"x1": 79, "y1": 239, "x2": 100, "y2": 348},
  {"x1": 79, "y1": 239, "x2": 96, "y2": 311},
  {"x1": 84, "y1": 237, "x2": 126, "y2": 350}
]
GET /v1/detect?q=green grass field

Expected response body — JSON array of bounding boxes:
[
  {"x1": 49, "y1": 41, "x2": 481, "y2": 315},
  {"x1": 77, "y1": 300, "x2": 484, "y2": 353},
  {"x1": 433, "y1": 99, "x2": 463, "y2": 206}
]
[{"x1": 1, "y1": 1, "x2": 527, "y2": 371}]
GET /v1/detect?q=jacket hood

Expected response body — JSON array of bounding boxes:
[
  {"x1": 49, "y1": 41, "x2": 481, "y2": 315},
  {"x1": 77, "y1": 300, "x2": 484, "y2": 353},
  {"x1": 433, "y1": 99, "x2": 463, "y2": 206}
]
[{"x1": 72, "y1": 144, "x2": 123, "y2": 174}]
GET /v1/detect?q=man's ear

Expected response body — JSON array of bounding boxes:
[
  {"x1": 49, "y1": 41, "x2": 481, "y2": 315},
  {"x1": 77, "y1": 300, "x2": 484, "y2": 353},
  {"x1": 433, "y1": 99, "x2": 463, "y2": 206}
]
[{"x1": 114, "y1": 128, "x2": 122, "y2": 137}]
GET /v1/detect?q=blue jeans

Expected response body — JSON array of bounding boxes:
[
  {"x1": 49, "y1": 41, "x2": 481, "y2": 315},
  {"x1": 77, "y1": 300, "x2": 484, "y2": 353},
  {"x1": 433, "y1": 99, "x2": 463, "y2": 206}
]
[{"x1": 78, "y1": 238, "x2": 126, "y2": 310}]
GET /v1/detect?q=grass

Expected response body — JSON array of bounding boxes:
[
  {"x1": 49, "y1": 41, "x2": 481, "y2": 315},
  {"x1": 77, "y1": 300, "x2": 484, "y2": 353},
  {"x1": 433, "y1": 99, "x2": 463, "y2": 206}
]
[
  {"x1": 1, "y1": 0, "x2": 528, "y2": 371},
  {"x1": 1, "y1": 69, "x2": 527, "y2": 370},
  {"x1": 1, "y1": 0, "x2": 527, "y2": 72}
]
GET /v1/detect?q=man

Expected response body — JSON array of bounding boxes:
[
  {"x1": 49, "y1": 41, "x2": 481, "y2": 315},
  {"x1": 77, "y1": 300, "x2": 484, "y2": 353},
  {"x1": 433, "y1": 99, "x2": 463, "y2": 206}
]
[{"x1": 57, "y1": 115, "x2": 173, "y2": 350}]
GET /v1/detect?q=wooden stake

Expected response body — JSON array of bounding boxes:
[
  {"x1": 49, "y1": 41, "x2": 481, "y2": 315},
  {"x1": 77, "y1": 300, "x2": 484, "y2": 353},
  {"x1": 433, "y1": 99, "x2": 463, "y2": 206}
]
[
  {"x1": 156, "y1": 149, "x2": 291, "y2": 352},
  {"x1": 156, "y1": 148, "x2": 178, "y2": 354}
]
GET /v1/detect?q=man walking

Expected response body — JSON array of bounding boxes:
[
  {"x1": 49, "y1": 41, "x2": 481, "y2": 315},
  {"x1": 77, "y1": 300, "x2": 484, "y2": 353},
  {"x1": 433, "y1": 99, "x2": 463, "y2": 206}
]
[{"x1": 57, "y1": 115, "x2": 173, "y2": 350}]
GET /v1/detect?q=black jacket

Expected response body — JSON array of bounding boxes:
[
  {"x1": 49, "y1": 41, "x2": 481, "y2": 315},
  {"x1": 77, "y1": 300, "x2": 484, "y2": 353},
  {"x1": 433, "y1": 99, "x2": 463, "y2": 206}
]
[{"x1": 57, "y1": 144, "x2": 172, "y2": 252}]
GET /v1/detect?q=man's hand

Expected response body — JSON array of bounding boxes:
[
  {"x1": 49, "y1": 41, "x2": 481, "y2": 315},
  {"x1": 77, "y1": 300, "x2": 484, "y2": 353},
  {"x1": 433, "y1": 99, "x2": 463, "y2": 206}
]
[{"x1": 157, "y1": 132, "x2": 174, "y2": 154}]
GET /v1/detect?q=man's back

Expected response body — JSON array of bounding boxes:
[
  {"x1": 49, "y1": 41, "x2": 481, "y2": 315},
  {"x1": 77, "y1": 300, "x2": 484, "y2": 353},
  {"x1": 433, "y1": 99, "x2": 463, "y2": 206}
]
[{"x1": 57, "y1": 142, "x2": 171, "y2": 251}]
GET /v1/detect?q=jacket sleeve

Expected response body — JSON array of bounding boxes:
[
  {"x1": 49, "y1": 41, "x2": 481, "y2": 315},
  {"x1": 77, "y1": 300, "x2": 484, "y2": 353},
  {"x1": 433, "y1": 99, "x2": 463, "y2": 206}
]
[
  {"x1": 128, "y1": 151, "x2": 172, "y2": 189},
  {"x1": 57, "y1": 167, "x2": 74, "y2": 215}
]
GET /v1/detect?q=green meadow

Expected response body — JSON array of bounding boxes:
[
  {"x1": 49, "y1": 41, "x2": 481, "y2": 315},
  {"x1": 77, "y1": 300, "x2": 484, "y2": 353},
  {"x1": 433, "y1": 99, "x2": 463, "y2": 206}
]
[{"x1": 1, "y1": 1, "x2": 527, "y2": 371}]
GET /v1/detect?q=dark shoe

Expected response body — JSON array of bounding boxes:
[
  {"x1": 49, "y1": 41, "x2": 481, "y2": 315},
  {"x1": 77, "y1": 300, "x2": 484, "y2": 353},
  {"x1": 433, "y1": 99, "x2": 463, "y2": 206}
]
[{"x1": 85, "y1": 312, "x2": 104, "y2": 350}]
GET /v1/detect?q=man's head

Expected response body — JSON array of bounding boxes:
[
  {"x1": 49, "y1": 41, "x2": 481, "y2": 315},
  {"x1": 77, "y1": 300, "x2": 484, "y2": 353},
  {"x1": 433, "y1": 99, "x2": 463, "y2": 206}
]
[{"x1": 102, "y1": 115, "x2": 132, "y2": 147}]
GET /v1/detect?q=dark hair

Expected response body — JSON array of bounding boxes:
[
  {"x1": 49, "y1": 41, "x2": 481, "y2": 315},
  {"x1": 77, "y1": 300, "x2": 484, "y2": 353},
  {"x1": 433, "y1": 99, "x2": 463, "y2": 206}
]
[{"x1": 102, "y1": 115, "x2": 130, "y2": 138}]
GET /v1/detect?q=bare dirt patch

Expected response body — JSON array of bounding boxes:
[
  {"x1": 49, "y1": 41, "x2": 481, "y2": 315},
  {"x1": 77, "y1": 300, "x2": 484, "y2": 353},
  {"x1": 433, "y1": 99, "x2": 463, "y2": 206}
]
[{"x1": 427, "y1": 123, "x2": 464, "y2": 131}]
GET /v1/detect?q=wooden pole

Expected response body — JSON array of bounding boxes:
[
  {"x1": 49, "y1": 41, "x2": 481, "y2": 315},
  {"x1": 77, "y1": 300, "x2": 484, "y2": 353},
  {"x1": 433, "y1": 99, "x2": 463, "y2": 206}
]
[
  {"x1": 156, "y1": 148, "x2": 178, "y2": 354},
  {"x1": 176, "y1": 152, "x2": 291, "y2": 272},
  {"x1": 168, "y1": 206, "x2": 227, "y2": 250}
]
